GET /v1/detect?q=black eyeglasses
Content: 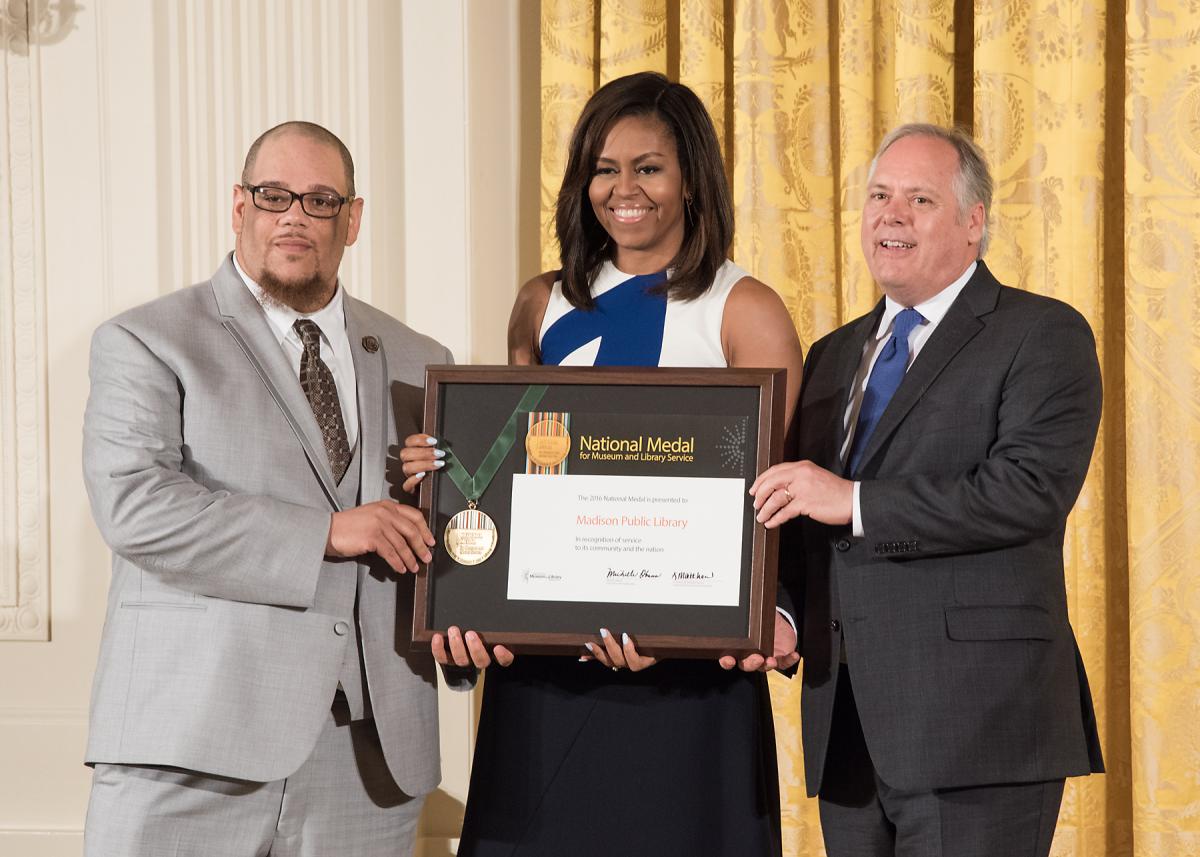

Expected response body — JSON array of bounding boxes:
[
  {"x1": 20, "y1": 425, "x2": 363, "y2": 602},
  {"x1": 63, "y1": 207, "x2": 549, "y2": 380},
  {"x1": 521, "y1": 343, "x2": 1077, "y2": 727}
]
[{"x1": 243, "y1": 184, "x2": 352, "y2": 219}]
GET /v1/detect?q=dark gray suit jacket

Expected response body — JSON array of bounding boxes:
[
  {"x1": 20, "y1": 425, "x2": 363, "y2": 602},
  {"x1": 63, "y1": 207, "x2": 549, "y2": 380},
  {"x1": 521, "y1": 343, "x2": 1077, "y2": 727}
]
[{"x1": 788, "y1": 261, "x2": 1105, "y2": 795}]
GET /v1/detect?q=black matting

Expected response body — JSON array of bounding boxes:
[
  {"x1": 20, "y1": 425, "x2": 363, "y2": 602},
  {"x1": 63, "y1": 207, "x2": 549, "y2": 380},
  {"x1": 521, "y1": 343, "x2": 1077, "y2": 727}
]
[{"x1": 413, "y1": 366, "x2": 785, "y2": 657}]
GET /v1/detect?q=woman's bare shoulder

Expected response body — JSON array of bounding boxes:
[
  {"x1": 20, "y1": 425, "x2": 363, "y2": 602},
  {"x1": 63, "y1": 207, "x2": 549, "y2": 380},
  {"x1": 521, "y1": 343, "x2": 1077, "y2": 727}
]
[{"x1": 507, "y1": 270, "x2": 559, "y2": 365}]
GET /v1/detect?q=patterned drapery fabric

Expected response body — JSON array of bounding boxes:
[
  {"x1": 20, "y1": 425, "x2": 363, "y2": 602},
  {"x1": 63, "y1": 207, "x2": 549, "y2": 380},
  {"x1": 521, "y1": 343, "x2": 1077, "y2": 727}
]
[{"x1": 538, "y1": 1, "x2": 1199, "y2": 854}]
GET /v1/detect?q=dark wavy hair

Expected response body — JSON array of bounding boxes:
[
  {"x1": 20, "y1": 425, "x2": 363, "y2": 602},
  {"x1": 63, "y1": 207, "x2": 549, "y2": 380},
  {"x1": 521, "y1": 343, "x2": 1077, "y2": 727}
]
[{"x1": 555, "y1": 72, "x2": 734, "y2": 309}]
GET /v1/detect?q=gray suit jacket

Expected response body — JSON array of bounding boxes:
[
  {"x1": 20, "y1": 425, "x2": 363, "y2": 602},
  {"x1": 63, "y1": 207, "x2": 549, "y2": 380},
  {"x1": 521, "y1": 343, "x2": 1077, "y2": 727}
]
[
  {"x1": 83, "y1": 254, "x2": 458, "y2": 792},
  {"x1": 788, "y1": 261, "x2": 1105, "y2": 795}
]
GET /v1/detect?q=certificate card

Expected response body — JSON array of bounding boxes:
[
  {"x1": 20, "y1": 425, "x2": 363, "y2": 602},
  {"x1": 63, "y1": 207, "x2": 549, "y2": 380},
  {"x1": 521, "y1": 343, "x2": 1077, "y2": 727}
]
[
  {"x1": 509, "y1": 474, "x2": 744, "y2": 606},
  {"x1": 412, "y1": 366, "x2": 786, "y2": 657}
]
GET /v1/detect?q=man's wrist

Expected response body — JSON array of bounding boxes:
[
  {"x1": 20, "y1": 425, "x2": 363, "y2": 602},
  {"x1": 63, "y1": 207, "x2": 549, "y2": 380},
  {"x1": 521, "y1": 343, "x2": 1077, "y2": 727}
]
[{"x1": 324, "y1": 512, "x2": 337, "y2": 555}]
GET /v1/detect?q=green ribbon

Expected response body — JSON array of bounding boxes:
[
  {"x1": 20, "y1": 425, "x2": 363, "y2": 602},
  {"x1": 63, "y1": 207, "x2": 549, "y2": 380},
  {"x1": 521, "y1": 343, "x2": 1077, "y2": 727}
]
[{"x1": 441, "y1": 385, "x2": 548, "y2": 503}]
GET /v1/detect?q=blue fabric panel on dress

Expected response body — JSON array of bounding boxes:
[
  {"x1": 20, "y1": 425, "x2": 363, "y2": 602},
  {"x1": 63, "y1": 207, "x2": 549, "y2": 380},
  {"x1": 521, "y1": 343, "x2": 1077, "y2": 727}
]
[{"x1": 540, "y1": 271, "x2": 668, "y2": 367}]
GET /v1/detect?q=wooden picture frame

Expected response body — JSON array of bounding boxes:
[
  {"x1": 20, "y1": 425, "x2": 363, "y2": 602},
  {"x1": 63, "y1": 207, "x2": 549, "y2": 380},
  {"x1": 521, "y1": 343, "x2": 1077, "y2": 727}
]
[{"x1": 413, "y1": 365, "x2": 786, "y2": 657}]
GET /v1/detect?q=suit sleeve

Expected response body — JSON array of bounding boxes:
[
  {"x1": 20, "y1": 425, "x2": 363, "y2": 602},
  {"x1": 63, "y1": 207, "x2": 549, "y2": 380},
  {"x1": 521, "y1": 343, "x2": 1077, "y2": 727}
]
[
  {"x1": 82, "y1": 321, "x2": 330, "y2": 607},
  {"x1": 859, "y1": 301, "x2": 1101, "y2": 557}
]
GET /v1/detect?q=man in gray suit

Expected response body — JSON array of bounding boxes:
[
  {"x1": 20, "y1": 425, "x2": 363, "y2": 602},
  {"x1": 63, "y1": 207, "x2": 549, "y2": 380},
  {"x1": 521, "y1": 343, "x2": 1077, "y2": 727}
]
[
  {"x1": 82, "y1": 121, "x2": 460, "y2": 856},
  {"x1": 751, "y1": 124, "x2": 1104, "y2": 856}
]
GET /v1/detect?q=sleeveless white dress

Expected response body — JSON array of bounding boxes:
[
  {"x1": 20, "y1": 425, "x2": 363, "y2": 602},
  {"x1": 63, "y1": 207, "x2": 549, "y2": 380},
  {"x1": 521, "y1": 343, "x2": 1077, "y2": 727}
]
[{"x1": 538, "y1": 259, "x2": 748, "y2": 367}]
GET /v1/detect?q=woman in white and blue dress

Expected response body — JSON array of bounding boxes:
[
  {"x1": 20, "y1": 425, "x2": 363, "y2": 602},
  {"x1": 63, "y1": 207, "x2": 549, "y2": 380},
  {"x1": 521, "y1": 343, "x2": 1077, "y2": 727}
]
[{"x1": 405, "y1": 72, "x2": 804, "y2": 855}]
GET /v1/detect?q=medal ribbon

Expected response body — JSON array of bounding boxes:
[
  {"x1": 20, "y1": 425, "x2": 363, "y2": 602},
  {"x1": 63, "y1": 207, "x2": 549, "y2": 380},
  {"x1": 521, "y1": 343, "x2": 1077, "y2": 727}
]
[{"x1": 441, "y1": 385, "x2": 548, "y2": 503}]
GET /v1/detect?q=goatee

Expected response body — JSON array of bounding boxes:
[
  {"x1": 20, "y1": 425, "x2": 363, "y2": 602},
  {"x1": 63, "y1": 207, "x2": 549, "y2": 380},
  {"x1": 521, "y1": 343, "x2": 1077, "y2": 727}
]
[{"x1": 258, "y1": 268, "x2": 334, "y2": 313}]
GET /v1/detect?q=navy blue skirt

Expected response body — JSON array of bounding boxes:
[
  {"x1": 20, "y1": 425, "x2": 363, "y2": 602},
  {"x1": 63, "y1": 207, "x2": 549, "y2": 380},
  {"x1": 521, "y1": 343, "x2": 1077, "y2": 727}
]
[{"x1": 458, "y1": 656, "x2": 782, "y2": 857}]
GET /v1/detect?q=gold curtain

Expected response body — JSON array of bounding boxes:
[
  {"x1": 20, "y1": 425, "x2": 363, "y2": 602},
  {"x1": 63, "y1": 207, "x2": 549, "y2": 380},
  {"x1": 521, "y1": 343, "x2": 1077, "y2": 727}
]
[{"x1": 538, "y1": 1, "x2": 1199, "y2": 854}]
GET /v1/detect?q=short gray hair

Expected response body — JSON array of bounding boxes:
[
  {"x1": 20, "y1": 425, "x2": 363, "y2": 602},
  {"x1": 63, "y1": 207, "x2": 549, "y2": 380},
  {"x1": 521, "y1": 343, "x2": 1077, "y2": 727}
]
[{"x1": 867, "y1": 123, "x2": 993, "y2": 257}]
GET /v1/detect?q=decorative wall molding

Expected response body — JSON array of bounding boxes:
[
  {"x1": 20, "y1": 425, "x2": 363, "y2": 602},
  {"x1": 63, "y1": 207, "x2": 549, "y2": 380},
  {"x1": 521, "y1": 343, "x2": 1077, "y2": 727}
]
[
  {"x1": 0, "y1": 0, "x2": 81, "y2": 55},
  {"x1": 1, "y1": 0, "x2": 50, "y2": 641},
  {"x1": 148, "y1": 0, "x2": 375, "y2": 303}
]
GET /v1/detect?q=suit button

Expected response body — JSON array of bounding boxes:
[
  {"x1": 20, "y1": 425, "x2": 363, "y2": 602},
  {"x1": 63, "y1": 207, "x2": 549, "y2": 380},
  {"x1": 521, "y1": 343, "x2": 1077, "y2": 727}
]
[
  {"x1": 829, "y1": 619, "x2": 841, "y2": 633},
  {"x1": 333, "y1": 621, "x2": 349, "y2": 636},
  {"x1": 835, "y1": 539, "x2": 851, "y2": 552}
]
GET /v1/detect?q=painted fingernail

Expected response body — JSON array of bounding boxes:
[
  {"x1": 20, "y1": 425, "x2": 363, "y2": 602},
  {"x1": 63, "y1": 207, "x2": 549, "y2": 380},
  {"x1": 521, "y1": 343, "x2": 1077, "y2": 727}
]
[
  {"x1": 434, "y1": 449, "x2": 446, "y2": 458},
  {"x1": 432, "y1": 460, "x2": 445, "y2": 469},
  {"x1": 622, "y1": 633, "x2": 630, "y2": 646},
  {"x1": 425, "y1": 437, "x2": 439, "y2": 445},
  {"x1": 599, "y1": 628, "x2": 610, "y2": 639},
  {"x1": 414, "y1": 472, "x2": 426, "y2": 480},
  {"x1": 585, "y1": 642, "x2": 596, "y2": 653}
]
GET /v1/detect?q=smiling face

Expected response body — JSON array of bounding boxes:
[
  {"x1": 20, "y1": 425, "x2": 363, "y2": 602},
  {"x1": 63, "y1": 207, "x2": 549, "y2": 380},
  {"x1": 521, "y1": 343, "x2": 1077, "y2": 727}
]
[
  {"x1": 587, "y1": 114, "x2": 687, "y2": 274},
  {"x1": 860, "y1": 134, "x2": 984, "y2": 306},
  {"x1": 232, "y1": 131, "x2": 363, "y2": 312}
]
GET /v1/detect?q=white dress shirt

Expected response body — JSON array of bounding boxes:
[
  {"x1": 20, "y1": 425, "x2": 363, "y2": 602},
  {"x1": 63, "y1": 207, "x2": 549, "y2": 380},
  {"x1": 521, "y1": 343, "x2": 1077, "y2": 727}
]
[
  {"x1": 845, "y1": 261, "x2": 977, "y2": 536},
  {"x1": 233, "y1": 254, "x2": 359, "y2": 448}
]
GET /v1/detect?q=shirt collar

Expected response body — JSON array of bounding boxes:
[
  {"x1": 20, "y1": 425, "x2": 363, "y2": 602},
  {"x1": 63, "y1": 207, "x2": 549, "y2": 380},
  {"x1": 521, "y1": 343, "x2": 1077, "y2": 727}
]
[
  {"x1": 233, "y1": 252, "x2": 345, "y2": 345},
  {"x1": 874, "y1": 260, "x2": 977, "y2": 341}
]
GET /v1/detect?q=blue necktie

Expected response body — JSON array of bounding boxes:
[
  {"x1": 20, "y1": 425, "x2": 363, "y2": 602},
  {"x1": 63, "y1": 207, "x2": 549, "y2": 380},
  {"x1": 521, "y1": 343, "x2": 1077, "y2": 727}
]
[{"x1": 847, "y1": 307, "x2": 924, "y2": 474}]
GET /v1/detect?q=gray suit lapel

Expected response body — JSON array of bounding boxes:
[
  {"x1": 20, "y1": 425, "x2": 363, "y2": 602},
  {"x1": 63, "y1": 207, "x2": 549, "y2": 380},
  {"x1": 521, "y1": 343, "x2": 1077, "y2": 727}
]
[
  {"x1": 210, "y1": 254, "x2": 343, "y2": 510},
  {"x1": 854, "y1": 264, "x2": 999, "y2": 471},
  {"x1": 345, "y1": 297, "x2": 387, "y2": 505}
]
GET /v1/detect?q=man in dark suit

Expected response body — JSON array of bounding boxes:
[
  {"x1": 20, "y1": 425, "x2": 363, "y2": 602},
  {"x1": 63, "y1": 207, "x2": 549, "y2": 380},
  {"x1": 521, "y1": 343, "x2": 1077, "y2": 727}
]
[{"x1": 751, "y1": 124, "x2": 1104, "y2": 857}]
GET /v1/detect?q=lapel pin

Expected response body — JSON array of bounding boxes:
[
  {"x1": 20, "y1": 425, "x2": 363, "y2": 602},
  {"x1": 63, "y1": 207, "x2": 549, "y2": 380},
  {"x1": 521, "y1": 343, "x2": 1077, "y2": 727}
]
[{"x1": 361, "y1": 335, "x2": 379, "y2": 353}]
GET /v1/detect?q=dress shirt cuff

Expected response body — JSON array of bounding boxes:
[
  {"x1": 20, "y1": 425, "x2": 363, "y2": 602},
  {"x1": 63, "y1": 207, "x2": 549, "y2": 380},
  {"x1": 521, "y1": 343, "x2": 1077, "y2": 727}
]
[
  {"x1": 852, "y1": 481, "x2": 864, "y2": 538},
  {"x1": 775, "y1": 606, "x2": 798, "y2": 638}
]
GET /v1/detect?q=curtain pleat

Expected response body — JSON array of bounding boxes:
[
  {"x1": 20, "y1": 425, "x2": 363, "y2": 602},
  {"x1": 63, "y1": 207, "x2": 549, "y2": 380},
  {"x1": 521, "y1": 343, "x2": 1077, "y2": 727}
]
[
  {"x1": 538, "y1": 0, "x2": 596, "y2": 272},
  {"x1": 1125, "y1": 0, "x2": 1200, "y2": 853}
]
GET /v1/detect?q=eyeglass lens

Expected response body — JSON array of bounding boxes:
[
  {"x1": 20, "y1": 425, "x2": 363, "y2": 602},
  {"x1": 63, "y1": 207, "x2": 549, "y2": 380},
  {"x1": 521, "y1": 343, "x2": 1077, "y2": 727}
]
[{"x1": 251, "y1": 186, "x2": 343, "y2": 218}]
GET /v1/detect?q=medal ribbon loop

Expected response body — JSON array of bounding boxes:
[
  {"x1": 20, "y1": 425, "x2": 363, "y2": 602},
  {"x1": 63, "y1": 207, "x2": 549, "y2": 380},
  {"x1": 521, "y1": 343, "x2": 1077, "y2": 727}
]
[{"x1": 440, "y1": 385, "x2": 548, "y2": 503}]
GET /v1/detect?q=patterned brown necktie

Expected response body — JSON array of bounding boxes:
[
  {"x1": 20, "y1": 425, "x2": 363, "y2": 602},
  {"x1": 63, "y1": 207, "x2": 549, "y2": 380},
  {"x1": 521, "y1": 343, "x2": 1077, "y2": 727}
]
[{"x1": 294, "y1": 319, "x2": 351, "y2": 482}]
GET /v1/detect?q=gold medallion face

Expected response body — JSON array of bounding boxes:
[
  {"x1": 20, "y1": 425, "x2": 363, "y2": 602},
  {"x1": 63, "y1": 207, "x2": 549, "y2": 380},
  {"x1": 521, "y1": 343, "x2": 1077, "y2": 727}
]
[
  {"x1": 444, "y1": 508, "x2": 499, "y2": 566},
  {"x1": 525, "y1": 419, "x2": 571, "y2": 468}
]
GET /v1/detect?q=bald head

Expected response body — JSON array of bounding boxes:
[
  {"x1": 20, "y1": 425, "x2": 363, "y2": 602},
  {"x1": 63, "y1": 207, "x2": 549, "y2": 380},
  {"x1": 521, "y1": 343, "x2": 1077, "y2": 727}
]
[{"x1": 241, "y1": 121, "x2": 355, "y2": 197}]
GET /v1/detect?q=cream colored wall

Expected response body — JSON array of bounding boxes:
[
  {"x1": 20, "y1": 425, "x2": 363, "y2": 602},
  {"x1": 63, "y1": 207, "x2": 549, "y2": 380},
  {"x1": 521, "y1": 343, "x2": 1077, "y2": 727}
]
[{"x1": 0, "y1": 1, "x2": 528, "y2": 854}]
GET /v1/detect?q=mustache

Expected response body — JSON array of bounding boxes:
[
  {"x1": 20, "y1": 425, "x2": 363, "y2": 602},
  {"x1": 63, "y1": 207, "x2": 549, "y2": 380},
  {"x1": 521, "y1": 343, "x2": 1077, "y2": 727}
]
[{"x1": 273, "y1": 232, "x2": 315, "y2": 248}]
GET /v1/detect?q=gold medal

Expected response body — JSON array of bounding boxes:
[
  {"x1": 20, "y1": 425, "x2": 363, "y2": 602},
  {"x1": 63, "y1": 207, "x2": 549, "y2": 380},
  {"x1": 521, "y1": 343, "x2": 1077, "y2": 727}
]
[
  {"x1": 525, "y1": 418, "x2": 571, "y2": 468},
  {"x1": 444, "y1": 503, "x2": 499, "y2": 566},
  {"x1": 438, "y1": 386, "x2": 550, "y2": 567}
]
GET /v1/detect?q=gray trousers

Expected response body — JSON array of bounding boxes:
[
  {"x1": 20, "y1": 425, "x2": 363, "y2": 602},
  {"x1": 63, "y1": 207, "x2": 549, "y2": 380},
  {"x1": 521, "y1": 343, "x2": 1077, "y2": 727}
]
[
  {"x1": 818, "y1": 666, "x2": 1065, "y2": 857},
  {"x1": 84, "y1": 697, "x2": 424, "y2": 857}
]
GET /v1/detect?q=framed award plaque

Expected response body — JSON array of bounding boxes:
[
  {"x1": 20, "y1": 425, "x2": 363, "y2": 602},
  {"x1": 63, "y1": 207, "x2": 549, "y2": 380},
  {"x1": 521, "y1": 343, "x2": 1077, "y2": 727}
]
[{"x1": 412, "y1": 365, "x2": 786, "y2": 658}]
